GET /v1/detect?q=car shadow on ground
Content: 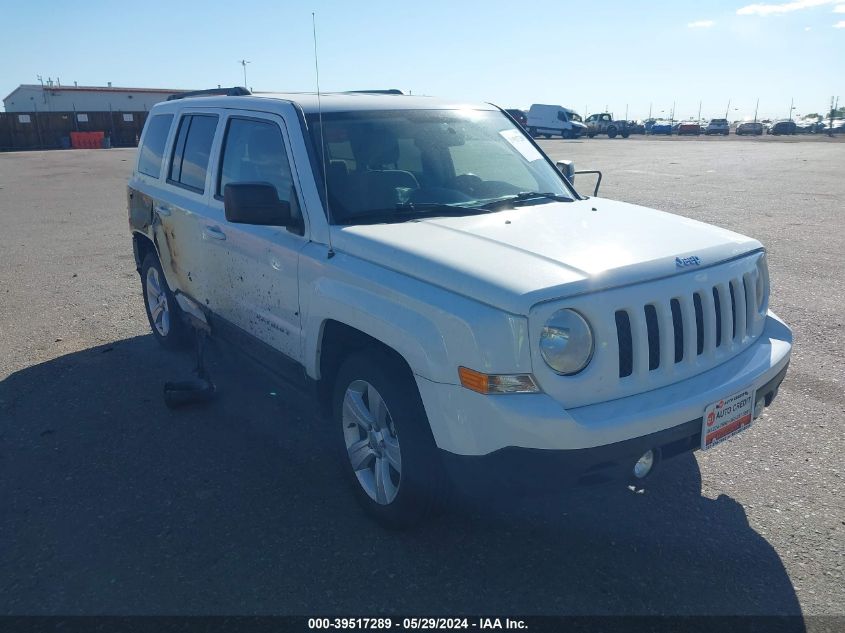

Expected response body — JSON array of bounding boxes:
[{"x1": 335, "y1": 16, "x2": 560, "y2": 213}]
[{"x1": 0, "y1": 335, "x2": 804, "y2": 627}]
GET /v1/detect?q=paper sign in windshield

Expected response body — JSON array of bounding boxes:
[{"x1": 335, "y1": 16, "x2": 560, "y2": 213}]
[{"x1": 499, "y1": 129, "x2": 542, "y2": 162}]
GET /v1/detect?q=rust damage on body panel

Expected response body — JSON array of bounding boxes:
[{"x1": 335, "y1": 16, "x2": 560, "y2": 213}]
[
  {"x1": 127, "y1": 186, "x2": 153, "y2": 231},
  {"x1": 153, "y1": 220, "x2": 192, "y2": 292}
]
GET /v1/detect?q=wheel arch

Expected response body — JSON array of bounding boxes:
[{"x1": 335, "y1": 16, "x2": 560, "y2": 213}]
[
  {"x1": 315, "y1": 320, "x2": 417, "y2": 408},
  {"x1": 132, "y1": 231, "x2": 157, "y2": 273}
]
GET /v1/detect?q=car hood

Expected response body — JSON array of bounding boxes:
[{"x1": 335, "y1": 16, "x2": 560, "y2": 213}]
[{"x1": 332, "y1": 198, "x2": 762, "y2": 315}]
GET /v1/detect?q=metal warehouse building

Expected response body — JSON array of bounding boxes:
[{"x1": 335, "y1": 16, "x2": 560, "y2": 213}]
[
  {"x1": 3, "y1": 83, "x2": 186, "y2": 113},
  {"x1": 1, "y1": 83, "x2": 189, "y2": 151}
]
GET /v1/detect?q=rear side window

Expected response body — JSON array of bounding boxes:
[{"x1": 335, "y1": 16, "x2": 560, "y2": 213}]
[
  {"x1": 137, "y1": 114, "x2": 173, "y2": 178},
  {"x1": 168, "y1": 114, "x2": 219, "y2": 192},
  {"x1": 218, "y1": 118, "x2": 294, "y2": 203}
]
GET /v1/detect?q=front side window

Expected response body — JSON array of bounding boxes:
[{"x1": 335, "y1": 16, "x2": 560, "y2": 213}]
[
  {"x1": 218, "y1": 118, "x2": 294, "y2": 203},
  {"x1": 137, "y1": 114, "x2": 173, "y2": 178},
  {"x1": 168, "y1": 114, "x2": 218, "y2": 192},
  {"x1": 306, "y1": 109, "x2": 574, "y2": 225}
]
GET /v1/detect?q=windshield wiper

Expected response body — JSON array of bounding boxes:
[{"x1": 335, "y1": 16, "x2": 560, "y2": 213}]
[
  {"x1": 479, "y1": 192, "x2": 572, "y2": 211},
  {"x1": 336, "y1": 203, "x2": 491, "y2": 225}
]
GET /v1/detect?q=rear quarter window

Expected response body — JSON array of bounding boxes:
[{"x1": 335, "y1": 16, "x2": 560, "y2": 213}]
[{"x1": 137, "y1": 114, "x2": 174, "y2": 178}]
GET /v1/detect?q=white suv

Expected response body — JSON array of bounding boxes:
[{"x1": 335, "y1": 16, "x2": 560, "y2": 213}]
[{"x1": 128, "y1": 89, "x2": 792, "y2": 527}]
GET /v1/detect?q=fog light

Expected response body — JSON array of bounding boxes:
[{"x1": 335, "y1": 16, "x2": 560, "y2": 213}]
[{"x1": 633, "y1": 450, "x2": 655, "y2": 479}]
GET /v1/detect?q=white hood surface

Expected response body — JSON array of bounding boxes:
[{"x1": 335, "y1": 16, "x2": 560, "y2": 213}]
[{"x1": 333, "y1": 198, "x2": 762, "y2": 315}]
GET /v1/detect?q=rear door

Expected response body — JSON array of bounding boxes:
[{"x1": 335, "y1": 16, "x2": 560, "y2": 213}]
[
  {"x1": 202, "y1": 110, "x2": 308, "y2": 362},
  {"x1": 154, "y1": 110, "x2": 222, "y2": 305}
]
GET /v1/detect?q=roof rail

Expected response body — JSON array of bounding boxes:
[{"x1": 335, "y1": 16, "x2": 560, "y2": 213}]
[
  {"x1": 167, "y1": 87, "x2": 252, "y2": 101},
  {"x1": 345, "y1": 89, "x2": 404, "y2": 95}
]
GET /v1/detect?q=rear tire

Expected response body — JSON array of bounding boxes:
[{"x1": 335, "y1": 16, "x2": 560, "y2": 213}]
[
  {"x1": 332, "y1": 350, "x2": 448, "y2": 529},
  {"x1": 140, "y1": 252, "x2": 189, "y2": 349},
  {"x1": 528, "y1": 127, "x2": 537, "y2": 137},
  {"x1": 607, "y1": 126, "x2": 618, "y2": 139}
]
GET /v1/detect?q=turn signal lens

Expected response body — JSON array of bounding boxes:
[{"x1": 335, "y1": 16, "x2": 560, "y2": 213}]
[{"x1": 458, "y1": 367, "x2": 540, "y2": 394}]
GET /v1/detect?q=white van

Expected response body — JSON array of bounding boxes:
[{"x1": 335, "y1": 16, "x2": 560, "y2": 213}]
[{"x1": 527, "y1": 104, "x2": 588, "y2": 139}]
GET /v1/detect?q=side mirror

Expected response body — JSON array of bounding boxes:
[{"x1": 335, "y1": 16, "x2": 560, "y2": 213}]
[
  {"x1": 556, "y1": 160, "x2": 576, "y2": 183},
  {"x1": 224, "y1": 183, "x2": 292, "y2": 226},
  {"x1": 574, "y1": 170, "x2": 603, "y2": 197}
]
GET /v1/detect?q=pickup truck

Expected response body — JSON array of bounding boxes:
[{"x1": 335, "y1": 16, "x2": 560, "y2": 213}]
[
  {"x1": 585, "y1": 113, "x2": 630, "y2": 138},
  {"x1": 128, "y1": 89, "x2": 792, "y2": 527}
]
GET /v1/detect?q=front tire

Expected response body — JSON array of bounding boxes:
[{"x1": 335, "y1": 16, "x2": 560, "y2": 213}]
[
  {"x1": 333, "y1": 350, "x2": 447, "y2": 529},
  {"x1": 140, "y1": 252, "x2": 189, "y2": 349},
  {"x1": 607, "y1": 126, "x2": 618, "y2": 139}
]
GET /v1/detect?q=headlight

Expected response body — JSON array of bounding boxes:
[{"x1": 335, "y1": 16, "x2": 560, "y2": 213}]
[
  {"x1": 755, "y1": 254, "x2": 769, "y2": 313},
  {"x1": 539, "y1": 309, "x2": 594, "y2": 375}
]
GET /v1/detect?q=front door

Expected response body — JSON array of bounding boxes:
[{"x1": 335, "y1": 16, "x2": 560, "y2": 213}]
[{"x1": 202, "y1": 113, "x2": 307, "y2": 362}]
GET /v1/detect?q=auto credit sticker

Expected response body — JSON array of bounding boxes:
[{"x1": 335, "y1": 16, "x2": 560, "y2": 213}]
[{"x1": 500, "y1": 129, "x2": 543, "y2": 162}]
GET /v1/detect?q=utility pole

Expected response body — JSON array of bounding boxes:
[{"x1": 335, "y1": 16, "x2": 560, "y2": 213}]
[
  {"x1": 237, "y1": 59, "x2": 251, "y2": 88},
  {"x1": 724, "y1": 99, "x2": 730, "y2": 119},
  {"x1": 697, "y1": 100, "x2": 702, "y2": 123},
  {"x1": 671, "y1": 101, "x2": 675, "y2": 125},
  {"x1": 787, "y1": 97, "x2": 793, "y2": 121},
  {"x1": 648, "y1": 102, "x2": 652, "y2": 120},
  {"x1": 754, "y1": 98, "x2": 759, "y2": 123},
  {"x1": 624, "y1": 104, "x2": 628, "y2": 121}
]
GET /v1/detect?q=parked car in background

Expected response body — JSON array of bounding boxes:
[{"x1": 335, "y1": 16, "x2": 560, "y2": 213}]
[
  {"x1": 626, "y1": 120, "x2": 645, "y2": 134},
  {"x1": 650, "y1": 120, "x2": 673, "y2": 135},
  {"x1": 585, "y1": 113, "x2": 630, "y2": 138},
  {"x1": 769, "y1": 120, "x2": 797, "y2": 135},
  {"x1": 505, "y1": 109, "x2": 528, "y2": 129},
  {"x1": 527, "y1": 104, "x2": 587, "y2": 139},
  {"x1": 794, "y1": 120, "x2": 819, "y2": 134},
  {"x1": 705, "y1": 119, "x2": 730, "y2": 136},
  {"x1": 736, "y1": 122, "x2": 764, "y2": 136},
  {"x1": 829, "y1": 119, "x2": 845, "y2": 134},
  {"x1": 677, "y1": 121, "x2": 701, "y2": 136}
]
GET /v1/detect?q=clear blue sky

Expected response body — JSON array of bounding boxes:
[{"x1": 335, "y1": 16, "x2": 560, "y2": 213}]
[{"x1": 1, "y1": 0, "x2": 843, "y2": 120}]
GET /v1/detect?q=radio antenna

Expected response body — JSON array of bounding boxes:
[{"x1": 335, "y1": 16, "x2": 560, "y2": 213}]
[{"x1": 312, "y1": 11, "x2": 334, "y2": 259}]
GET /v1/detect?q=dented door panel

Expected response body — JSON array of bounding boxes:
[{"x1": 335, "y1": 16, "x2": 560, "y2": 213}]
[{"x1": 204, "y1": 109, "x2": 307, "y2": 363}]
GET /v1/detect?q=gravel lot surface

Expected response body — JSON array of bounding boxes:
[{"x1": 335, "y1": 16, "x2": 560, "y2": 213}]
[{"x1": 0, "y1": 137, "x2": 842, "y2": 621}]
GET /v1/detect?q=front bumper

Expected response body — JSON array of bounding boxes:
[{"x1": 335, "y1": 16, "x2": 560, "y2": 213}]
[
  {"x1": 438, "y1": 363, "x2": 787, "y2": 495},
  {"x1": 416, "y1": 311, "x2": 792, "y2": 456}
]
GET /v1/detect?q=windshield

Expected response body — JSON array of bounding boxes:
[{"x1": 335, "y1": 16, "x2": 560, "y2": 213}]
[
  {"x1": 569, "y1": 112, "x2": 583, "y2": 123},
  {"x1": 305, "y1": 109, "x2": 574, "y2": 225}
]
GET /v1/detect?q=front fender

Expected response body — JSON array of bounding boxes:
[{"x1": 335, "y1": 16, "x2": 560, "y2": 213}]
[{"x1": 298, "y1": 244, "x2": 533, "y2": 385}]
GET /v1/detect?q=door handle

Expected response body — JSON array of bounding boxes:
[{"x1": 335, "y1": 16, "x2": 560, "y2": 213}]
[
  {"x1": 154, "y1": 203, "x2": 172, "y2": 217},
  {"x1": 203, "y1": 225, "x2": 227, "y2": 241}
]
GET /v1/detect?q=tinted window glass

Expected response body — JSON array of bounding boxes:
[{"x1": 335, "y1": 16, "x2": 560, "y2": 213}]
[
  {"x1": 218, "y1": 118, "x2": 293, "y2": 203},
  {"x1": 306, "y1": 109, "x2": 572, "y2": 224},
  {"x1": 168, "y1": 116, "x2": 190, "y2": 184},
  {"x1": 137, "y1": 114, "x2": 173, "y2": 178},
  {"x1": 169, "y1": 114, "x2": 218, "y2": 192}
]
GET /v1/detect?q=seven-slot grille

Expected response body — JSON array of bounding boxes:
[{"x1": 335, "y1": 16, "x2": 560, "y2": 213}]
[{"x1": 614, "y1": 270, "x2": 763, "y2": 379}]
